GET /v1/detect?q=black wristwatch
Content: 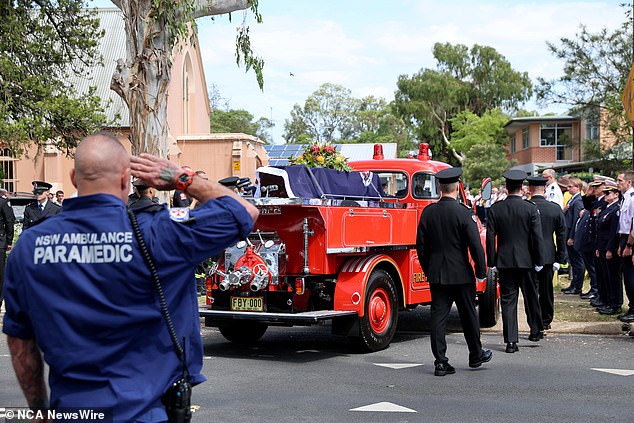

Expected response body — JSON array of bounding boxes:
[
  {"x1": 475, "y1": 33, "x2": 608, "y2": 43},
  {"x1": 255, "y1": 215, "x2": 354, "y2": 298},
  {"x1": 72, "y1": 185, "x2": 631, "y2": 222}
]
[{"x1": 175, "y1": 169, "x2": 195, "y2": 192}]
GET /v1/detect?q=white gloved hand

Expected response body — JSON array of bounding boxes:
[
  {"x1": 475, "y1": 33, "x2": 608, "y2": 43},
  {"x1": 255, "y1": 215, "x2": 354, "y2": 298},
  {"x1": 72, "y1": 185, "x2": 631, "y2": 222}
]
[
  {"x1": 490, "y1": 266, "x2": 497, "y2": 273},
  {"x1": 552, "y1": 263, "x2": 561, "y2": 271},
  {"x1": 534, "y1": 265, "x2": 544, "y2": 272},
  {"x1": 476, "y1": 277, "x2": 486, "y2": 283}
]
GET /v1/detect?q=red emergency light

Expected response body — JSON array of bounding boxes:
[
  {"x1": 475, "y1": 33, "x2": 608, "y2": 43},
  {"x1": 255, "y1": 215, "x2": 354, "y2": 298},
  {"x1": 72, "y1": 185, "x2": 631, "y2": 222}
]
[
  {"x1": 373, "y1": 144, "x2": 384, "y2": 160},
  {"x1": 417, "y1": 143, "x2": 430, "y2": 161}
]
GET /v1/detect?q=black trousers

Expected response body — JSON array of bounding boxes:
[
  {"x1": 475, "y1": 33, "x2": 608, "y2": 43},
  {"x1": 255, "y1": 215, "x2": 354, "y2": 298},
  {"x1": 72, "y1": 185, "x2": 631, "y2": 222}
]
[
  {"x1": 0, "y1": 247, "x2": 6, "y2": 306},
  {"x1": 597, "y1": 252, "x2": 622, "y2": 308},
  {"x1": 498, "y1": 268, "x2": 542, "y2": 343},
  {"x1": 594, "y1": 253, "x2": 606, "y2": 303},
  {"x1": 581, "y1": 249, "x2": 598, "y2": 294},
  {"x1": 536, "y1": 266, "x2": 554, "y2": 326},
  {"x1": 429, "y1": 283, "x2": 482, "y2": 365}
]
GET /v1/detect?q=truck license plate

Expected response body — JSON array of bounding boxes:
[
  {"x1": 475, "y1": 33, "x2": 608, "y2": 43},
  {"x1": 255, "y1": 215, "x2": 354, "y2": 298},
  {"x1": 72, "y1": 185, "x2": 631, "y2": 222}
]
[{"x1": 231, "y1": 297, "x2": 263, "y2": 311}]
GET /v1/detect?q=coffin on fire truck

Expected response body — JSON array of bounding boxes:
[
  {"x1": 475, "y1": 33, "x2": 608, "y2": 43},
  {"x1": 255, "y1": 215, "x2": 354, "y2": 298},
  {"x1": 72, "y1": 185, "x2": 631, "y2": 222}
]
[{"x1": 199, "y1": 144, "x2": 498, "y2": 352}]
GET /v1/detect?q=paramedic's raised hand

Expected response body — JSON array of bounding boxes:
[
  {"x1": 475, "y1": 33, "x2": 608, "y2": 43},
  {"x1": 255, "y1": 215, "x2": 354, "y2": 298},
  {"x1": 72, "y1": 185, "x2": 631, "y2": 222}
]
[{"x1": 130, "y1": 153, "x2": 182, "y2": 191}]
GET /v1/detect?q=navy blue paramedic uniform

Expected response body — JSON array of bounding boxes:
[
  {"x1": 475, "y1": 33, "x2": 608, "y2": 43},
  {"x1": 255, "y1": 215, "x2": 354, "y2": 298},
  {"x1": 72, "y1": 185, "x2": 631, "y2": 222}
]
[{"x1": 2, "y1": 193, "x2": 253, "y2": 422}]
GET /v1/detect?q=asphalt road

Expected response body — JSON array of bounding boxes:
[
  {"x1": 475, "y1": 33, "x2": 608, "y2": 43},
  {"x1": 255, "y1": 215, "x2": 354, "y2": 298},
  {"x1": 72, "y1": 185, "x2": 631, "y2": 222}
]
[{"x1": 1, "y1": 307, "x2": 633, "y2": 422}]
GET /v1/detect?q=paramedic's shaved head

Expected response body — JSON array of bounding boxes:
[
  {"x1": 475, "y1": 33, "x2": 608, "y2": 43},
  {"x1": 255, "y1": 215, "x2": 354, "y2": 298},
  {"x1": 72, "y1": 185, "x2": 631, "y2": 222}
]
[{"x1": 71, "y1": 132, "x2": 131, "y2": 201}]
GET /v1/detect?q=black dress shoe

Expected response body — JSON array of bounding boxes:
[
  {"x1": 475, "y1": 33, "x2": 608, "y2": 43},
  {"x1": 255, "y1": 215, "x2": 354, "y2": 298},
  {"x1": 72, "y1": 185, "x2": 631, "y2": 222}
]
[
  {"x1": 469, "y1": 349, "x2": 493, "y2": 368},
  {"x1": 618, "y1": 313, "x2": 634, "y2": 323},
  {"x1": 505, "y1": 342, "x2": 519, "y2": 353},
  {"x1": 598, "y1": 306, "x2": 622, "y2": 315},
  {"x1": 562, "y1": 288, "x2": 581, "y2": 295},
  {"x1": 590, "y1": 299, "x2": 604, "y2": 308},
  {"x1": 528, "y1": 331, "x2": 544, "y2": 342},
  {"x1": 580, "y1": 292, "x2": 597, "y2": 300},
  {"x1": 543, "y1": 323, "x2": 552, "y2": 330},
  {"x1": 434, "y1": 362, "x2": 456, "y2": 376}
]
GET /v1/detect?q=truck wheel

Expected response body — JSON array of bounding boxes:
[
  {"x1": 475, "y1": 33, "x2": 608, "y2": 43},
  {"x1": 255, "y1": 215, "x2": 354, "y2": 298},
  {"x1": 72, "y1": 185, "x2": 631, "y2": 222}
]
[
  {"x1": 350, "y1": 269, "x2": 399, "y2": 352},
  {"x1": 219, "y1": 321, "x2": 268, "y2": 344},
  {"x1": 478, "y1": 268, "x2": 500, "y2": 328}
]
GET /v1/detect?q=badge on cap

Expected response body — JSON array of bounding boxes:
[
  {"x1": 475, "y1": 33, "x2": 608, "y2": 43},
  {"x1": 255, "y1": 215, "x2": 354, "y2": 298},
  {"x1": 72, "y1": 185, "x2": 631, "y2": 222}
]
[{"x1": 169, "y1": 207, "x2": 190, "y2": 222}]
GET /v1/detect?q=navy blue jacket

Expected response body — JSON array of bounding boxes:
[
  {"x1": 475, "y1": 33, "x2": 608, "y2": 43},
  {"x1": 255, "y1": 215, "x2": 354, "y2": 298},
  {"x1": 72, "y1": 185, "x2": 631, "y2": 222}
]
[
  {"x1": 595, "y1": 202, "x2": 620, "y2": 253},
  {"x1": 565, "y1": 193, "x2": 584, "y2": 241}
]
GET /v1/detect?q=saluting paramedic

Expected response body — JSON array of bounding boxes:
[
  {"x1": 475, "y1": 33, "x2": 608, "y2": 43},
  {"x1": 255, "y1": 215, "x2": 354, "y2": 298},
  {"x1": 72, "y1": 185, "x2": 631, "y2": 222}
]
[
  {"x1": 2, "y1": 132, "x2": 258, "y2": 421},
  {"x1": 487, "y1": 170, "x2": 544, "y2": 354},
  {"x1": 416, "y1": 167, "x2": 492, "y2": 376}
]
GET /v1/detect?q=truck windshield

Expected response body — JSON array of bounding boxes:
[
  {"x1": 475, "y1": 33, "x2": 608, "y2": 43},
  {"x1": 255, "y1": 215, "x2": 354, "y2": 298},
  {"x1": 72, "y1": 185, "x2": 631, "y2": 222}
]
[{"x1": 412, "y1": 173, "x2": 439, "y2": 199}]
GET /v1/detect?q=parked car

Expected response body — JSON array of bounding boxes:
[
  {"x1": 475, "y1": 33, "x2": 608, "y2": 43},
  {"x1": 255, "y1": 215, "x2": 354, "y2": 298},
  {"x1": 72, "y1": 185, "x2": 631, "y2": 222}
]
[{"x1": 9, "y1": 192, "x2": 36, "y2": 223}]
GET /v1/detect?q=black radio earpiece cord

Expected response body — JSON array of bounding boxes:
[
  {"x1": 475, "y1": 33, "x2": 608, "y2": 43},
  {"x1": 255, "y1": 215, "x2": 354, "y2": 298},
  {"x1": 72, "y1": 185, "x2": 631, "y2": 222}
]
[{"x1": 127, "y1": 209, "x2": 188, "y2": 376}]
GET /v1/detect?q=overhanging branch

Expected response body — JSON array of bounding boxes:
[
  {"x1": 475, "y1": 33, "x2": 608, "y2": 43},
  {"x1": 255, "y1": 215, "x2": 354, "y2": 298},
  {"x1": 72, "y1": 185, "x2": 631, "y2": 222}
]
[{"x1": 192, "y1": 0, "x2": 250, "y2": 19}]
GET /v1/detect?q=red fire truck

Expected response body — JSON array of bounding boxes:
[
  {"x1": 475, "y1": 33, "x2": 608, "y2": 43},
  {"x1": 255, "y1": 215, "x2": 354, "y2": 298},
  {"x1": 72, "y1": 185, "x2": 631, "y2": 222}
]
[{"x1": 199, "y1": 144, "x2": 498, "y2": 351}]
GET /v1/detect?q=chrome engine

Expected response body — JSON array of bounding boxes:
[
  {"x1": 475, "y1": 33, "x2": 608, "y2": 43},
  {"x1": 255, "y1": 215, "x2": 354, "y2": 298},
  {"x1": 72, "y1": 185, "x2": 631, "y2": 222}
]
[{"x1": 212, "y1": 231, "x2": 286, "y2": 292}]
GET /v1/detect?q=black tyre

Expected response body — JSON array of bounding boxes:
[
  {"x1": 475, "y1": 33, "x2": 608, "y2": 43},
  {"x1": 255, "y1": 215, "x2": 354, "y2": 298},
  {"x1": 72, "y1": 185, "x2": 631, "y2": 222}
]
[
  {"x1": 219, "y1": 321, "x2": 268, "y2": 344},
  {"x1": 478, "y1": 268, "x2": 500, "y2": 328},
  {"x1": 349, "y1": 269, "x2": 399, "y2": 352}
]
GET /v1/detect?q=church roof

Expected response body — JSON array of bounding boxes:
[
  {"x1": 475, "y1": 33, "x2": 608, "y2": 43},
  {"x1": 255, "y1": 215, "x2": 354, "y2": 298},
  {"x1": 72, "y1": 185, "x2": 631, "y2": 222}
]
[{"x1": 67, "y1": 8, "x2": 129, "y2": 126}]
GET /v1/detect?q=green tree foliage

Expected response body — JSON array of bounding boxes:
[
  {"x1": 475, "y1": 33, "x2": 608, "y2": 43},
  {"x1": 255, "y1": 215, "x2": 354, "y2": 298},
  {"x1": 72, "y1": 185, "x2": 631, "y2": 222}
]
[
  {"x1": 535, "y1": 6, "x2": 632, "y2": 149},
  {"x1": 283, "y1": 83, "x2": 358, "y2": 143},
  {"x1": 283, "y1": 83, "x2": 414, "y2": 154},
  {"x1": 451, "y1": 110, "x2": 512, "y2": 188},
  {"x1": 394, "y1": 42, "x2": 532, "y2": 164},
  {"x1": 463, "y1": 143, "x2": 512, "y2": 190},
  {"x1": 0, "y1": 0, "x2": 109, "y2": 156},
  {"x1": 450, "y1": 109, "x2": 510, "y2": 153},
  {"x1": 210, "y1": 109, "x2": 273, "y2": 143}
]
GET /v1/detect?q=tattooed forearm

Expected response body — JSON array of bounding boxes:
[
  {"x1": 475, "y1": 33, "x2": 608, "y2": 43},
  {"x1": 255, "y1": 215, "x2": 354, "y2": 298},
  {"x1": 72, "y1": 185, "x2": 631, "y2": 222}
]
[
  {"x1": 7, "y1": 336, "x2": 49, "y2": 408},
  {"x1": 160, "y1": 167, "x2": 177, "y2": 183}
]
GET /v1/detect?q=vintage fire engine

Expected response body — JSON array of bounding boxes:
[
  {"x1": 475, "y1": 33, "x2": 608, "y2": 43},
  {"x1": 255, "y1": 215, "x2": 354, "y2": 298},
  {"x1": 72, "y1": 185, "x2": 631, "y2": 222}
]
[{"x1": 199, "y1": 144, "x2": 498, "y2": 351}]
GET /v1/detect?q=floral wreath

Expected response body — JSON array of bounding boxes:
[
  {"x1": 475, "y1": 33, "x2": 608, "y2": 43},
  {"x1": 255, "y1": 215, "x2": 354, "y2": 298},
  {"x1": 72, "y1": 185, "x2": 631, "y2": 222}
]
[{"x1": 289, "y1": 142, "x2": 352, "y2": 172}]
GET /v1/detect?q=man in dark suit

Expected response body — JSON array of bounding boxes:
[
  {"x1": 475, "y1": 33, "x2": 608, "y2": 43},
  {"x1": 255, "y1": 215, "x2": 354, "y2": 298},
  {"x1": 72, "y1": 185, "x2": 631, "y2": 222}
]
[
  {"x1": 22, "y1": 181, "x2": 61, "y2": 230},
  {"x1": 416, "y1": 167, "x2": 492, "y2": 376},
  {"x1": 486, "y1": 170, "x2": 544, "y2": 353},
  {"x1": 595, "y1": 181, "x2": 622, "y2": 315},
  {"x1": 581, "y1": 179, "x2": 609, "y2": 303},
  {"x1": 0, "y1": 192, "x2": 15, "y2": 308},
  {"x1": 527, "y1": 176, "x2": 567, "y2": 331},
  {"x1": 563, "y1": 177, "x2": 585, "y2": 294}
]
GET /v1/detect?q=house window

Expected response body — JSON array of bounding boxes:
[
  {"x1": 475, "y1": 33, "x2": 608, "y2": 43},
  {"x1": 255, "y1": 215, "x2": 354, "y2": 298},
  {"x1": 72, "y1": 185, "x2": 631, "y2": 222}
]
[
  {"x1": 0, "y1": 148, "x2": 16, "y2": 192},
  {"x1": 585, "y1": 110, "x2": 599, "y2": 141},
  {"x1": 510, "y1": 135, "x2": 516, "y2": 153},
  {"x1": 540, "y1": 123, "x2": 573, "y2": 160},
  {"x1": 522, "y1": 127, "x2": 529, "y2": 149}
]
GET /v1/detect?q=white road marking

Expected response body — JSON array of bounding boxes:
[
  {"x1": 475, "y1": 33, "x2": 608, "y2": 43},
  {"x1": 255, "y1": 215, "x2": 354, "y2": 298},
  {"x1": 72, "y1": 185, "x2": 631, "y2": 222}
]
[
  {"x1": 592, "y1": 368, "x2": 634, "y2": 376},
  {"x1": 350, "y1": 402, "x2": 417, "y2": 413},
  {"x1": 373, "y1": 363, "x2": 423, "y2": 369}
]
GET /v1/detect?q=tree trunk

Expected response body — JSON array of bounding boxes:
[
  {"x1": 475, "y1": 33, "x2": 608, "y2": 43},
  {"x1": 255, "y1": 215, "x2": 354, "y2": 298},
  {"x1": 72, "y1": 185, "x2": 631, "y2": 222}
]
[
  {"x1": 109, "y1": 0, "x2": 251, "y2": 156},
  {"x1": 432, "y1": 109, "x2": 465, "y2": 164}
]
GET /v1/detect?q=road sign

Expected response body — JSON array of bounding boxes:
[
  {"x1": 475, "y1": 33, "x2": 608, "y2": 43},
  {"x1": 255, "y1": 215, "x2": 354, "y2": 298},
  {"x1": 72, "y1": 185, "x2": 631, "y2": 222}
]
[{"x1": 622, "y1": 64, "x2": 634, "y2": 123}]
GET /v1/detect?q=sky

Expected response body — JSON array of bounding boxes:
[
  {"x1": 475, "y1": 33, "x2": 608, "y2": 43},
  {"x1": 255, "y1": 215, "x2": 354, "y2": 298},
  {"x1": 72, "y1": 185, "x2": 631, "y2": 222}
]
[{"x1": 95, "y1": 0, "x2": 627, "y2": 143}]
